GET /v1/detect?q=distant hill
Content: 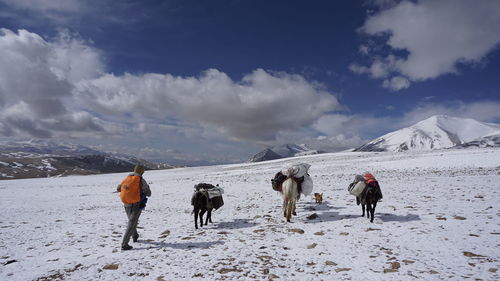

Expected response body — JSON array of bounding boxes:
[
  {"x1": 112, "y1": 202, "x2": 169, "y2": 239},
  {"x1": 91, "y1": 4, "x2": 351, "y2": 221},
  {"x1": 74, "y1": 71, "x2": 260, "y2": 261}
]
[
  {"x1": 248, "y1": 143, "x2": 320, "y2": 162},
  {"x1": 0, "y1": 140, "x2": 176, "y2": 180},
  {"x1": 354, "y1": 115, "x2": 500, "y2": 152}
]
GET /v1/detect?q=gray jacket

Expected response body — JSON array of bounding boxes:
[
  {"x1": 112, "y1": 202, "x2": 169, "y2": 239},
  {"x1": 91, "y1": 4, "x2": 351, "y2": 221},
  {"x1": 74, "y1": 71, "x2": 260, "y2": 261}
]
[{"x1": 117, "y1": 172, "x2": 151, "y2": 207}]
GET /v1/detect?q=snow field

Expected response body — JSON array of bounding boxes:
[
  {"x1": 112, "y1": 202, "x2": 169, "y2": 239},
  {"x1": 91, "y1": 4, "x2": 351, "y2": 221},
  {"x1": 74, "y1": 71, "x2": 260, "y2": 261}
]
[{"x1": 0, "y1": 148, "x2": 499, "y2": 280}]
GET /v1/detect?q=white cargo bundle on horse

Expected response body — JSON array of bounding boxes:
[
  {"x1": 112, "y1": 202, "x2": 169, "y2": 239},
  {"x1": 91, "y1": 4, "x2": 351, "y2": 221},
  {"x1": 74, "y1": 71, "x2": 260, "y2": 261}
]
[
  {"x1": 301, "y1": 174, "x2": 313, "y2": 195},
  {"x1": 281, "y1": 163, "x2": 313, "y2": 196},
  {"x1": 281, "y1": 163, "x2": 310, "y2": 178},
  {"x1": 348, "y1": 175, "x2": 366, "y2": 197}
]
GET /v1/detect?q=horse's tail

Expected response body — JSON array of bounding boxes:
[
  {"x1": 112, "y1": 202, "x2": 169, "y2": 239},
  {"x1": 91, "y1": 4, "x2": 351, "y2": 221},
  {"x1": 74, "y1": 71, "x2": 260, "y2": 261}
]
[
  {"x1": 282, "y1": 177, "x2": 298, "y2": 222},
  {"x1": 282, "y1": 179, "x2": 295, "y2": 199}
]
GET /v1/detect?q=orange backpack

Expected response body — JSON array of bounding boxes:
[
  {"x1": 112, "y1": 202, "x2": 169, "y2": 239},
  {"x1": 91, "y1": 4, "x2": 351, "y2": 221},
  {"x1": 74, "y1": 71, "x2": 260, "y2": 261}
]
[{"x1": 119, "y1": 175, "x2": 141, "y2": 204}]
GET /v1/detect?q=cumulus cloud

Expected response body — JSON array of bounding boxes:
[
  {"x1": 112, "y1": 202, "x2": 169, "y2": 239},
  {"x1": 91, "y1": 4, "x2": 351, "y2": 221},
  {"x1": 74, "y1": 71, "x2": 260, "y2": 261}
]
[
  {"x1": 352, "y1": 0, "x2": 500, "y2": 90},
  {"x1": 382, "y1": 76, "x2": 410, "y2": 91},
  {"x1": 0, "y1": 28, "x2": 340, "y2": 145},
  {"x1": 75, "y1": 69, "x2": 340, "y2": 141},
  {"x1": 0, "y1": 28, "x2": 104, "y2": 137}
]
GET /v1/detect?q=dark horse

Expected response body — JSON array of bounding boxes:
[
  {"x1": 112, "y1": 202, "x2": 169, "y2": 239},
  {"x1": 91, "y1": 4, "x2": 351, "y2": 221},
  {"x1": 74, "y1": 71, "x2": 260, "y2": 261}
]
[
  {"x1": 358, "y1": 181, "x2": 383, "y2": 223},
  {"x1": 192, "y1": 190, "x2": 213, "y2": 229}
]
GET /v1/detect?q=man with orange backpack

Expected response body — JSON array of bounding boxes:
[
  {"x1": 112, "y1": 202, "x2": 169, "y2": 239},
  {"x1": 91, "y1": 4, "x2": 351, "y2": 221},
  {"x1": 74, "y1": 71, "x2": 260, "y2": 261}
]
[{"x1": 117, "y1": 164, "x2": 151, "y2": 250}]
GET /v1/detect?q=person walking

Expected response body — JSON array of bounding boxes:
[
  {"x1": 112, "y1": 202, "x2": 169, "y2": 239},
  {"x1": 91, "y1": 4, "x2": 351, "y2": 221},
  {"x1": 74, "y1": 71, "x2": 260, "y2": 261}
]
[{"x1": 117, "y1": 164, "x2": 151, "y2": 250}]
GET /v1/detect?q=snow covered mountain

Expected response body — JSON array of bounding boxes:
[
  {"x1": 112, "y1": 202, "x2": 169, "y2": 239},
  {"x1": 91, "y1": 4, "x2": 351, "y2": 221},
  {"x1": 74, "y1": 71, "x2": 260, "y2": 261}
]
[
  {"x1": 354, "y1": 115, "x2": 500, "y2": 152},
  {"x1": 0, "y1": 140, "x2": 175, "y2": 179},
  {"x1": 249, "y1": 143, "x2": 319, "y2": 162}
]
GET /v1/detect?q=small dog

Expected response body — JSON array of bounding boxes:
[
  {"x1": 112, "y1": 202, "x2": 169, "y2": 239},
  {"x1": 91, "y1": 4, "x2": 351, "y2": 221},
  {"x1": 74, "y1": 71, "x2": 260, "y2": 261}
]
[{"x1": 313, "y1": 193, "x2": 323, "y2": 204}]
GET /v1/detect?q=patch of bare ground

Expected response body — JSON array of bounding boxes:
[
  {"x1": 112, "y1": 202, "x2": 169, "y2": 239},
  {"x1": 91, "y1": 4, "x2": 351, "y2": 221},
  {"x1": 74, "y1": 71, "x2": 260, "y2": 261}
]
[
  {"x1": 103, "y1": 264, "x2": 119, "y2": 270},
  {"x1": 335, "y1": 268, "x2": 351, "y2": 273},
  {"x1": 218, "y1": 267, "x2": 243, "y2": 274},
  {"x1": 384, "y1": 261, "x2": 400, "y2": 273},
  {"x1": 288, "y1": 228, "x2": 304, "y2": 234}
]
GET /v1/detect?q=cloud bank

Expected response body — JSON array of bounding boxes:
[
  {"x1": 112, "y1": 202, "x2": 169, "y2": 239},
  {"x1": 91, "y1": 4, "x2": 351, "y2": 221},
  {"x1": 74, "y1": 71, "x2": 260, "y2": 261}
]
[
  {"x1": 0, "y1": 28, "x2": 340, "y2": 145},
  {"x1": 352, "y1": 0, "x2": 500, "y2": 90}
]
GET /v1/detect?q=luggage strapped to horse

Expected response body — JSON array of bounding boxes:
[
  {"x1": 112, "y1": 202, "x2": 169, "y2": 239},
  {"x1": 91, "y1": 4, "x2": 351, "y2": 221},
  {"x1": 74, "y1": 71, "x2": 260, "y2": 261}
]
[{"x1": 193, "y1": 183, "x2": 225, "y2": 210}]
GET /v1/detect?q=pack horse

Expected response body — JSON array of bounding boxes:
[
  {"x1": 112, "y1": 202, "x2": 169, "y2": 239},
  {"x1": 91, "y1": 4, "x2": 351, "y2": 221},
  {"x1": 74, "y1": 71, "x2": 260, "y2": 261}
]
[{"x1": 272, "y1": 163, "x2": 313, "y2": 223}]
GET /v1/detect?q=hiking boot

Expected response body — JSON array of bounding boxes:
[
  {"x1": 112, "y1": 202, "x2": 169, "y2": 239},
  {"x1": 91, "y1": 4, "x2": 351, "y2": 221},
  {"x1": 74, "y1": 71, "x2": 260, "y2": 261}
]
[
  {"x1": 121, "y1": 244, "x2": 133, "y2": 251},
  {"x1": 133, "y1": 234, "x2": 139, "y2": 243}
]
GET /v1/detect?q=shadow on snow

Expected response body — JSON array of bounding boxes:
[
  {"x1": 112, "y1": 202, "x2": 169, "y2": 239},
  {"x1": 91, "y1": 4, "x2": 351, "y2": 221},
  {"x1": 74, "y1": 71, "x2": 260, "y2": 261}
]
[
  {"x1": 377, "y1": 213, "x2": 421, "y2": 222},
  {"x1": 211, "y1": 218, "x2": 259, "y2": 229},
  {"x1": 136, "y1": 240, "x2": 224, "y2": 250}
]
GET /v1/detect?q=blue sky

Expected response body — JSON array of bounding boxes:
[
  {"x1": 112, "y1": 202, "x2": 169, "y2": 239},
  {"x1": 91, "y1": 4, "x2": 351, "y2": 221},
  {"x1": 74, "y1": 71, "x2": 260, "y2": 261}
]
[{"x1": 0, "y1": 0, "x2": 499, "y2": 165}]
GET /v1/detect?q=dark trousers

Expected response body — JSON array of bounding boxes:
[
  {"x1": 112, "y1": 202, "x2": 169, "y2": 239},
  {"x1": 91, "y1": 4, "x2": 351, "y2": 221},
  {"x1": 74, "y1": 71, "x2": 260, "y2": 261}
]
[{"x1": 122, "y1": 205, "x2": 142, "y2": 247}]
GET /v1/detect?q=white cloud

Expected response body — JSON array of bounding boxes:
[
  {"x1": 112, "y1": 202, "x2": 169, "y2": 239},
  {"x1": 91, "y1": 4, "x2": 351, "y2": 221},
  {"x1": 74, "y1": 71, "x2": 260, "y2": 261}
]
[
  {"x1": 0, "y1": 27, "x2": 341, "y2": 153},
  {"x1": 353, "y1": 0, "x2": 500, "y2": 90},
  {"x1": 382, "y1": 76, "x2": 410, "y2": 91},
  {"x1": 0, "y1": 28, "x2": 105, "y2": 137},
  {"x1": 75, "y1": 69, "x2": 341, "y2": 141}
]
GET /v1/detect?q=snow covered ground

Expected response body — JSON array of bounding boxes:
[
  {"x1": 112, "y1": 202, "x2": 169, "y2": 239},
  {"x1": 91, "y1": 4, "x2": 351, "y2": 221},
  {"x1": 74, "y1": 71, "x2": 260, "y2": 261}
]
[{"x1": 1, "y1": 148, "x2": 499, "y2": 280}]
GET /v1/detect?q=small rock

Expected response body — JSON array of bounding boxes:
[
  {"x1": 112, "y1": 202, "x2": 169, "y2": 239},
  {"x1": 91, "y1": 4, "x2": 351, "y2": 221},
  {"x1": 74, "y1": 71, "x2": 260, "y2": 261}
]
[
  {"x1": 4, "y1": 260, "x2": 17, "y2": 265},
  {"x1": 335, "y1": 268, "x2": 351, "y2": 273},
  {"x1": 159, "y1": 230, "x2": 170, "y2": 238},
  {"x1": 339, "y1": 232, "x2": 349, "y2": 236},
  {"x1": 314, "y1": 231, "x2": 324, "y2": 236},
  {"x1": 489, "y1": 268, "x2": 497, "y2": 273},
  {"x1": 463, "y1": 251, "x2": 485, "y2": 258},
  {"x1": 268, "y1": 273, "x2": 279, "y2": 280},
  {"x1": 288, "y1": 228, "x2": 305, "y2": 234},
  {"x1": 103, "y1": 264, "x2": 119, "y2": 270},
  {"x1": 307, "y1": 213, "x2": 319, "y2": 220},
  {"x1": 325, "y1": 261, "x2": 337, "y2": 266},
  {"x1": 218, "y1": 267, "x2": 242, "y2": 274},
  {"x1": 307, "y1": 243, "x2": 317, "y2": 249},
  {"x1": 453, "y1": 216, "x2": 466, "y2": 220}
]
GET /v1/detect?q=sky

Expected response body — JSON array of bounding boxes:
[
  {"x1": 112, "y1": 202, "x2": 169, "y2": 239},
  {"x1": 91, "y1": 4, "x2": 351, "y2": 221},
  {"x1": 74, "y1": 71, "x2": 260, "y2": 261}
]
[{"x1": 0, "y1": 0, "x2": 499, "y2": 165}]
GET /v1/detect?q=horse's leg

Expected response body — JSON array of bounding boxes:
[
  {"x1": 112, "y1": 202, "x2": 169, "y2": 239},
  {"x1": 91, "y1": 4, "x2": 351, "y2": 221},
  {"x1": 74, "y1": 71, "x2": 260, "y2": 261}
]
[
  {"x1": 194, "y1": 208, "x2": 199, "y2": 229},
  {"x1": 292, "y1": 199, "x2": 297, "y2": 216},
  {"x1": 286, "y1": 200, "x2": 293, "y2": 222},
  {"x1": 370, "y1": 201, "x2": 377, "y2": 223},
  {"x1": 199, "y1": 209, "x2": 206, "y2": 228},
  {"x1": 366, "y1": 202, "x2": 372, "y2": 221},
  {"x1": 361, "y1": 203, "x2": 365, "y2": 217},
  {"x1": 205, "y1": 209, "x2": 212, "y2": 225},
  {"x1": 283, "y1": 199, "x2": 288, "y2": 217}
]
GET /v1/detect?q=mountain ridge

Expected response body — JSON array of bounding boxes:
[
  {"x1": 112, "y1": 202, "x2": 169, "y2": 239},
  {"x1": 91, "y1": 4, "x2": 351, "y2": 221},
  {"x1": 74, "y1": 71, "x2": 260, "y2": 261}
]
[
  {"x1": 248, "y1": 143, "x2": 319, "y2": 162},
  {"x1": 354, "y1": 115, "x2": 500, "y2": 152},
  {"x1": 0, "y1": 140, "x2": 176, "y2": 180}
]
